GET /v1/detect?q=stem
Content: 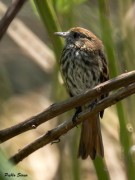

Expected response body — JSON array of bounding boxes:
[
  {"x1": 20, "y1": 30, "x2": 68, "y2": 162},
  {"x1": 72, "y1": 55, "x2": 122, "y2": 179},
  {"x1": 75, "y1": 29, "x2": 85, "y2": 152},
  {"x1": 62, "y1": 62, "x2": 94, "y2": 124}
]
[
  {"x1": 98, "y1": 0, "x2": 135, "y2": 179},
  {"x1": 93, "y1": 158, "x2": 110, "y2": 180},
  {"x1": 33, "y1": 0, "x2": 63, "y2": 60},
  {"x1": 0, "y1": 0, "x2": 27, "y2": 40}
]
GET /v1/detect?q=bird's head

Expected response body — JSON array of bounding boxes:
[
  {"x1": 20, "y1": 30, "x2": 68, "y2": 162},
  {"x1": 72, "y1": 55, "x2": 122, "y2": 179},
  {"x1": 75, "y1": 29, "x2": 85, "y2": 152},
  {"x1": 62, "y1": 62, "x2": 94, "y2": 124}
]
[{"x1": 54, "y1": 27, "x2": 102, "y2": 50}]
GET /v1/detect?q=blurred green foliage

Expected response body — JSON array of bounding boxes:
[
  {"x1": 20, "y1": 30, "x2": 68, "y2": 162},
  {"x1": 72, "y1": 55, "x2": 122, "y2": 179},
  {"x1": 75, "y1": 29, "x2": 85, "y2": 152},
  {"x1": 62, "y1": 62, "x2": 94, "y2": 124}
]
[
  {"x1": 52, "y1": 0, "x2": 86, "y2": 14},
  {"x1": 0, "y1": 150, "x2": 30, "y2": 180}
]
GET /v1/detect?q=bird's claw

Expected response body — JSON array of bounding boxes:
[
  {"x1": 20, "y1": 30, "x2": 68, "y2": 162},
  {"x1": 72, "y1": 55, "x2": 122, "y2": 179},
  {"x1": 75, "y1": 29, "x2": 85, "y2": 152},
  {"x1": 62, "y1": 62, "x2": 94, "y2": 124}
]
[
  {"x1": 72, "y1": 114, "x2": 79, "y2": 127},
  {"x1": 89, "y1": 100, "x2": 97, "y2": 110}
]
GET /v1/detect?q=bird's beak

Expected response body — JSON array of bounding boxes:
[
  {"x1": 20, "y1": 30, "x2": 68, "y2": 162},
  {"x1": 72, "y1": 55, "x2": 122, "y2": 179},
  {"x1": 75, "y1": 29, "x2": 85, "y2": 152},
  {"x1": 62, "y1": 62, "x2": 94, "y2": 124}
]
[{"x1": 54, "y1": 31, "x2": 69, "y2": 38}]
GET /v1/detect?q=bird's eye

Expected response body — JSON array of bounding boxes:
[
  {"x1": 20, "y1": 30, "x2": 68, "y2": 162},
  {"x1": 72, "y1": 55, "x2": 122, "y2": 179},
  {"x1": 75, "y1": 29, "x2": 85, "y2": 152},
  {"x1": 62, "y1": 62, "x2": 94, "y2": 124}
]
[{"x1": 73, "y1": 32, "x2": 80, "y2": 39}]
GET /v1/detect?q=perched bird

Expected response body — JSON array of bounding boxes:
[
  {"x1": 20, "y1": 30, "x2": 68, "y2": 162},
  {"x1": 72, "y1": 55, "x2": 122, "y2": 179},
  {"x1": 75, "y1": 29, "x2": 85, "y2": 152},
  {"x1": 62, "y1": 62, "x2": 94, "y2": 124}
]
[{"x1": 54, "y1": 27, "x2": 109, "y2": 160}]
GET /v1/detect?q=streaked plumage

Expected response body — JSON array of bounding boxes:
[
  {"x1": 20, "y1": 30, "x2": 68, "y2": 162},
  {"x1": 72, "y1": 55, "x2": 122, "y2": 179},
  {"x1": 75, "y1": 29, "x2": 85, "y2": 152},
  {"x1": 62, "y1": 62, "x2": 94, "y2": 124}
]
[{"x1": 55, "y1": 27, "x2": 109, "y2": 159}]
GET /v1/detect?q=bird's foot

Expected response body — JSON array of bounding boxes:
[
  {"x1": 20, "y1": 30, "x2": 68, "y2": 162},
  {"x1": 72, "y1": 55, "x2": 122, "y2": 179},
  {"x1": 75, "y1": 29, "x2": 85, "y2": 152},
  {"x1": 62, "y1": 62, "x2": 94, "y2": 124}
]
[
  {"x1": 88, "y1": 100, "x2": 97, "y2": 111},
  {"x1": 72, "y1": 107, "x2": 82, "y2": 127},
  {"x1": 72, "y1": 114, "x2": 79, "y2": 127}
]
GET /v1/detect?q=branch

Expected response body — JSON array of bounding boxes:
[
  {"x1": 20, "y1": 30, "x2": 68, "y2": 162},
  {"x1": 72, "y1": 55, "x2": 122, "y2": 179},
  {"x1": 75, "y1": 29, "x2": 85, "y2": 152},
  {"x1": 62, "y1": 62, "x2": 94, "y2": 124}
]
[
  {"x1": 0, "y1": 70, "x2": 135, "y2": 143},
  {"x1": 0, "y1": 0, "x2": 27, "y2": 40},
  {"x1": 9, "y1": 82, "x2": 135, "y2": 164}
]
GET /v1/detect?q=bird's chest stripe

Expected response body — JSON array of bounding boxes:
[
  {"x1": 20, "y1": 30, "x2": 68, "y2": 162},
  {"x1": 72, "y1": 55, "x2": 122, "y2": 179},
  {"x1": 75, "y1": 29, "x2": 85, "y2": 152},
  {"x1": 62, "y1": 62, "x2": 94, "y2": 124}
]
[{"x1": 61, "y1": 49, "x2": 101, "y2": 95}]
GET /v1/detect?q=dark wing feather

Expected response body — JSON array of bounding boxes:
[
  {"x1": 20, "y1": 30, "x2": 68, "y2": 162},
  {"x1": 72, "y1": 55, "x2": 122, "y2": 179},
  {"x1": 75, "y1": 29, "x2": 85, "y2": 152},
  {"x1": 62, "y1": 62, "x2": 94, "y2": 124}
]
[{"x1": 99, "y1": 50, "x2": 109, "y2": 118}]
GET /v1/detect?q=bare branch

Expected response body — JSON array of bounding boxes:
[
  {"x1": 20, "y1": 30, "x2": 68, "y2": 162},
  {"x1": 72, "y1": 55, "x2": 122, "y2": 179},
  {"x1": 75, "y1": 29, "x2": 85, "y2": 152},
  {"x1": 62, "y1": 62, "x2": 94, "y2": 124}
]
[
  {"x1": 9, "y1": 82, "x2": 135, "y2": 164},
  {"x1": 0, "y1": 0, "x2": 27, "y2": 39},
  {"x1": 0, "y1": 71, "x2": 135, "y2": 143}
]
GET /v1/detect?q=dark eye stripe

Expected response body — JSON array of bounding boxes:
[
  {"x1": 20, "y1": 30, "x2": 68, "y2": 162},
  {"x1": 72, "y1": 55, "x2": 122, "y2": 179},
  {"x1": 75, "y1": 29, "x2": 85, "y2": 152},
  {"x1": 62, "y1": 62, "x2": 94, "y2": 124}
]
[
  {"x1": 72, "y1": 31, "x2": 92, "y2": 41},
  {"x1": 73, "y1": 32, "x2": 80, "y2": 38}
]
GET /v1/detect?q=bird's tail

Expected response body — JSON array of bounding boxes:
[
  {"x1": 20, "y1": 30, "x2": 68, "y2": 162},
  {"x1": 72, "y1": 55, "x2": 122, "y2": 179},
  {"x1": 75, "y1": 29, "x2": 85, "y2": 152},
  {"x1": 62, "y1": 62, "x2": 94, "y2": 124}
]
[{"x1": 78, "y1": 114, "x2": 104, "y2": 160}]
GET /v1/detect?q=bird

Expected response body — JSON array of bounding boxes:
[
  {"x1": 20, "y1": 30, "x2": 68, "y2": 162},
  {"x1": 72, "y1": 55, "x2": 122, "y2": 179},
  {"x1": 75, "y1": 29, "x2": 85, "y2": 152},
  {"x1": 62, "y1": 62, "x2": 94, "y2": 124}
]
[{"x1": 54, "y1": 27, "x2": 109, "y2": 160}]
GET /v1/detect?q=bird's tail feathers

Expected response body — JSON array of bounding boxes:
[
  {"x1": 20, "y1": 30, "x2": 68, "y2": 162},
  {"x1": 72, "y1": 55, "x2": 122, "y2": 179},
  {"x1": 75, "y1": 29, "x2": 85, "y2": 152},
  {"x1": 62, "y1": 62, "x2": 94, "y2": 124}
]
[{"x1": 78, "y1": 114, "x2": 104, "y2": 160}]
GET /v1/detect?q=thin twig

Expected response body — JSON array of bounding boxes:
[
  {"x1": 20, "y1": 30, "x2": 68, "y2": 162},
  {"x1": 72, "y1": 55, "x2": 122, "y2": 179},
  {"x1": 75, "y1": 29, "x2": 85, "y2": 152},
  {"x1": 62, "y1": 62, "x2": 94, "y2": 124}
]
[
  {"x1": 0, "y1": 70, "x2": 135, "y2": 143},
  {"x1": 0, "y1": 0, "x2": 27, "y2": 40},
  {"x1": 9, "y1": 83, "x2": 135, "y2": 164}
]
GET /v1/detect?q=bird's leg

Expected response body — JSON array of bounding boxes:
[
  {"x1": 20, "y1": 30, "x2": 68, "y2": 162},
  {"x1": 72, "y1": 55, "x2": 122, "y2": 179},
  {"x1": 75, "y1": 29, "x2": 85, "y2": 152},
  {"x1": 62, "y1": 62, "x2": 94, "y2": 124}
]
[{"x1": 72, "y1": 106, "x2": 82, "y2": 125}]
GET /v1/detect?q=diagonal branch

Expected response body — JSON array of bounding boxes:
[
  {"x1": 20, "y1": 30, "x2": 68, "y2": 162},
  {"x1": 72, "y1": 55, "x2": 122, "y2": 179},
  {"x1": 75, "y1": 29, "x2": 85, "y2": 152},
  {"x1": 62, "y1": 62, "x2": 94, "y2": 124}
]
[
  {"x1": 0, "y1": 70, "x2": 135, "y2": 143},
  {"x1": 0, "y1": 0, "x2": 27, "y2": 40},
  {"x1": 9, "y1": 82, "x2": 135, "y2": 164}
]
